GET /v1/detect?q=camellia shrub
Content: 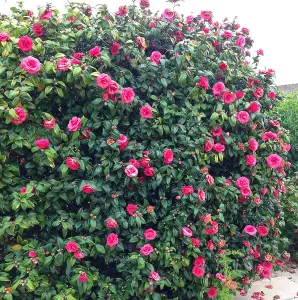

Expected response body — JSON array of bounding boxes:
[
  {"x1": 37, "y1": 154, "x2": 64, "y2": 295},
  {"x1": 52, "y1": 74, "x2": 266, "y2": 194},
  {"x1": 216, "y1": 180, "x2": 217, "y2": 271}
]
[{"x1": 0, "y1": 1, "x2": 292, "y2": 299}]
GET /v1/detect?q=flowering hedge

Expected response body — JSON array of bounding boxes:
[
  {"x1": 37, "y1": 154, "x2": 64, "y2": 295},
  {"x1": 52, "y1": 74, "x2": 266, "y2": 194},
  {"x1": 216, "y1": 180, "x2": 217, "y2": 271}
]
[{"x1": 0, "y1": 1, "x2": 292, "y2": 299}]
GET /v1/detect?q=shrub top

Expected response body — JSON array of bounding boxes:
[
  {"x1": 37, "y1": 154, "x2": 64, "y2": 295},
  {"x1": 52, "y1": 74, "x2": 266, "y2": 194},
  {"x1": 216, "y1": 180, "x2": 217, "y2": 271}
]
[{"x1": 0, "y1": 1, "x2": 291, "y2": 299}]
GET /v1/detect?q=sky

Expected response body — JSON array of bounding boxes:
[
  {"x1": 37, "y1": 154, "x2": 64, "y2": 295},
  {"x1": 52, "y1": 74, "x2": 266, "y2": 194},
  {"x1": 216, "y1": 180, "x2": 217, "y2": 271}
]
[{"x1": 2, "y1": 0, "x2": 297, "y2": 85}]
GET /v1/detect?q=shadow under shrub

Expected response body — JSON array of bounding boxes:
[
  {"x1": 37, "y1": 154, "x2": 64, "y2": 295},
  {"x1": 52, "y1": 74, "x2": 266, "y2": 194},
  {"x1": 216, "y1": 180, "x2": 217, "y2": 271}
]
[{"x1": 0, "y1": 1, "x2": 293, "y2": 299}]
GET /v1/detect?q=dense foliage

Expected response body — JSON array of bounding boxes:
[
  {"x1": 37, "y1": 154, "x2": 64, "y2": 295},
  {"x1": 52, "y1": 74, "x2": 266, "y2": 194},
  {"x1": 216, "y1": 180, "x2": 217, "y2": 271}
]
[{"x1": 0, "y1": 1, "x2": 292, "y2": 299}]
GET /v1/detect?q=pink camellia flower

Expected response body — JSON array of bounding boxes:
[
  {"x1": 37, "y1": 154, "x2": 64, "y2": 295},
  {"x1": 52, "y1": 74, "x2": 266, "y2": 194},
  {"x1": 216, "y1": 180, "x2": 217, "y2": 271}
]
[
  {"x1": 110, "y1": 42, "x2": 121, "y2": 55},
  {"x1": 270, "y1": 120, "x2": 280, "y2": 127},
  {"x1": 116, "y1": 5, "x2": 128, "y2": 16},
  {"x1": 21, "y1": 56, "x2": 41, "y2": 74},
  {"x1": 222, "y1": 91, "x2": 236, "y2": 104},
  {"x1": 126, "y1": 203, "x2": 138, "y2": 215},
  {"x1": 249, "y1": 138, "x2": 259, "y2": 151},
  {"x1": 106, "y1": 233, "x2": 119, "y2": 247},
  {"x1": 262, "y1": 131, "x2": 278, "y2": 141},
  {"x1": 206, "y1": 174, "x2": 214, "y2": 186},
  {"x1": 186, "y1": 15, "x2": 194, "y2": 24},
  {"x1": 253, "y1": 88, "x2": 264, "y2": 99},
  {"x1": 268, "y1": 92, "x2": 276, "y2": 99},
  {"x1": 211, "y1": 126, "x2": 222, "y2": 137},
  {"x1": 182, "y1": 227, "x2": 193, "y2": 237},
  {"x1": 247, "y1": 101, "x2": 260, "y2": 113},
  {"x1": 236, "y1": 91, "x2": 244, "y2": 99},
  {"x1": 66, "y1": 157, "x2": 80, "y2": 170},
  {"x1": 35, "y1": 139, "x2": 50, "y2": 149},
  {"x1": 78, "y1": 272, "x2": 88, "y2": 282},
  {"x1": 219, "y1": 62, "x2": 227, "y2": 71},
  {"x1": 150, "y1": 51, "x2": 162, "y2": 65},
  {"x1": 10, "y1": 107, "x2": 28, "y2": 125},
  {"x1": 197, "y1": 189, "x2": 206, "y2": 201},
  {"x1": 144, "y1": 167, "x2": 155, "y2": 177},
  {"x1": 18, "y1": 36, "x2": 33, "y2": 52},
  {"x1": 216, "y1": 273, "x2": 226, "y2": 282},
  {"x1": 0, "y1": 32, "x2": 10, "y2": 41},
  {"x1": 246, "y1": 155, "x2": 257, "y2": 167},
  {"x1": 257, "y1": 48, "x2": 264, "y2": 56},
  {"x1": 192, "y1": 266, "x2": 205, "y2": 277},
  {"x1": 207, "y1": 240, "x2": 214, "y2": 250},
  {"x1": 129, "y1": 159, "x2": 140, "y2": 169},
  {"x1": 20, "y1": 187, "x2": 27, "y2": 194},
  {"x1": 244, "y1": 225, "x2": 257, "y2": 235},
  {"x1": 140, "y1": 105, "x2": 152, "y2": 118},
  {"x1": 213, "y1": 143, "x2": 225, "y2": 153},
  {"x1": 205, "y1": 139, "x2": 214, "y2": 152},
  {"x1": 74, "y1": 251, "x2": 85, "y2": 259},
  {"x1": 121, "y1": 87, "x2": 135, "y2": 104},
  {"x1": 116, "y1": 134, "x2": 129, "y2": 151},
  {"x1": 192, "y1": 238, "x2": 201, "y2": 247},
  {"x1": 43, "y1": 118, "x2": 56, "y2": 129},
  {"x1": 81, "y1": 128, "x2": 91, "y2": 140},
  {"x1": 236, "y1": 176, "x2": 250, "y2": 188},
  {"x1": 140, "y1": 157, "x2": 150, "y2": 167},
  {"x1": 236, "y1": 35, "x2": 246, "y2": 48},
  {"x1": 240, "y1": 187, "x2": 251, "y2": 197},
  {"x1": 96, "y1": 74, "x2": 111, "y2": 89},
  {"x1": 106, "y1": 81, "x2": 119, "y2": 95},
  {"x1": 194, "y1": 256, "x2": 205, "y2": 266},
  {"x1": 40, "y1": 9, "x2": 52, "y2": 20},
  {"x1": 207, "y1": 287, "x2": 217, "y2": 298},
  {"x1": 73, "y1": 52, "x2": 84, "y2": 60},
  {"x1": 57, "y1": 57, "x2": 71, "y2": 71},
  {"x1": 196, "y1": 76, "x2": 209, "y2": 90},
  {"x1": 33, "y1": 23, "x2": 44, "y2": 37},
  {"x1": 266, "y1": 154, "x2": 282, "y2": 169},
  {"x1": 106, "y1": 218, "x2": 118, "y2": 228},
  {"x1": 125, "y1": 165, "x2": 138, "y2": 178},
  {"x1": 29, "y1": 250, "x2": 37, "y2": 258},
  {"x1": 65, "y1": 241, "x2": 78, "y2": 253},
  {"x1": 257, "y1": 226, "x2": 269, "y2": 237},
  {"x1": 200, "y1": 10, "x2": 212, "y2": 21},
  {"x1": 81, "y1": 184, "x2": 95, "y2": 194},
  {"x1": 144, "y1": 228, "x2": 156, "y2": 240},
  {"x1": 140, "y1": 0, "x2": 150, "y2": 9},
  {"x1": 212, "y1": 82, "x2": 225, "y2": 95},
  {"x1": 163, "y1": 8, "x2": 175, "y2": 20},
  {"x1": 163, "y1": 149, "x2": 174, "y2": 164},
  {"x1": 254, "y1": 197, "x2": 261, "y2": 205},
  {"x1": 236, "y1": 111, "x2": 250, "y2": 124},
  {"x1": 136, "y1": 37, "x2": 147, "y2": 50},
  {"x1": 182, "y1": 186, "x2": 194, "y2": 195},
  {"x1": 140, "y1": 244, "x2": 154, "y2": 256},
  {"x1": 222, "y1": 30, "x2": 233, "y2": 39},
  {"x1": 149, "y1": 271, "x2": 160, "y2": 281},
  {"x1": 68, "y1": 117, "x2": 81, "y2": 131},
  {"x1": 89, "y1": 46, "x2": 101, "y2": 57}
]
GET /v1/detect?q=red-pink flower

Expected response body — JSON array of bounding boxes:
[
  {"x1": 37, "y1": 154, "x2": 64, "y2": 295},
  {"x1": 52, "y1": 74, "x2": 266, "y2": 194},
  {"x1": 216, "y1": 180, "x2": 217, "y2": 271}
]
[
  {"x1": 194, "y1": 256, "x2": 205, "y2": 266},
  {"x1": 106, "y1": 233, "x2": 119, "y2": 247},
  {"x1": 89, "y1": 46, "x2": 101, "y2": 57},
  {"x1": 144, "y1": 167, "x2": 155, "y2": 177},
  {"x1": 106, "y1": 81, "x2": 119, "y2": 95},
  {"x1": 35, "y1": 139, "x2": 50, "y2": 149},
  {"x1": 266, "y1": 154, "x2": 282, "y2": 169},
  {"x1": 253, "y1": 88, "x2": 264, "y2": 99},
  {"x1": 81, "y1": 184, "x2": 95, "y2": 194},
  {"x1": 74, "y1": 251, "x2": 85, "y2": 259},
  {"x1": 236, "y1": 35, "x2": 246, "y2": 47},
  {"x1": 192, "y1": 266, "x2": 205, "y2": 277},
  {"x1": 43, "y1": 118, "x2": 56, "y2": 129},
  {"x1": 117, "y1": 134, "x2": 129, "y2": 151},
  {"x1": 148, "y1": 271, "x2": 160, "y2": 281},
  {"x1": 57, "y1": 57, "x2": 71, "y2": 71},
  {"x1": 200, "y1": 10, "x2": 212, "y2": 21},
  {"x1": 129, "y1": 159, "x2": 141, "y2": 169},
  {"x1": 249, "y1": 138, "x2": 259, "y2": 151},
  {"x1": 205, "y1": 139, "x2": 214, "y2": 152},
  {"x1": 236, "y1": 111, "x2": 250, "y2": 124},
  {"x1": 33, "y1": 23, "x2": 44, "y2": 37},
  {"x1": 196, "y1": 76, "x2": 209, "y2": 90},
  {"x1": 19, "y1": 187, "x2": 27, "y2": 194},
  {"x1": 236, "y1": 91, "x2": 244, "y2": 99},
  {"x1": 78, "y1": 272, "x2": 88, "y2": 282},
  {"x1": 212, "y1": 82, "x2": 225, "y2": 95},
  {"x1": 140, "y1": 0, "x2": 150, "y2": 9},
  {"x1": 219, "y1": 62, "x2": 227, "y2": 71},
  {"x1": 121, "y1": 87, "x2": 135, "y2": 104},
  {"x1": 150, "y1": 51, "x2": 162, "y2": 65},
  {"x1": 29, "y1": 250, "x2": 37, "y2": 258},
  {"x1": 21, "y1": 56, "x2": 41, "y2": 74},
  {"x1": 192, "y1": 238, "x2": 201, "y2": 247},
  {"x1": 222, "y1": 91, "x2": 236, "y2": 104},
  {"x1": 240, "y1": 187, "x2": 251, "y2": 197},
  {"x1": 66, "y1": 157, "x2": 80, "y2": 170},
  {"x1": 110, "y1": 42, "x2": 121, "y2": 55},
  {"x1": 247, "y1": 101, "x2": 260, "y2": 113},
  {"x1": 257, "y1": 226, "x2": 269, "y2": 237},
  {"x1": 163, "y1": 149, "x2": 174, "y2": 164},
  {"x1": 162, "y1": 8, "x2": 175, "y2": 20},
  {"x1": 182, "y1": 227, "x2": 193, "y2": 237},
  {"x1": 106, "y1": 218, "x2": 118, "y2": 228},
  {"x1": 18, "y1": 36, "x2": 33, "y2": 52},
  {"x1": 125, "y1": 165, "x2": 138, "y2": 178},
  {"x1": 144, "y1": 228, "x2": 156, "y2": 240},
  {"x1": 68, "y1": 117, "x2": 81, "y2": 131},
  {"x1": 127, "y1": 203, "x2": 138, "y2": 215},
  {"x1": 182, "y1": 186, "x2": 194, "y2": 195},
  {"x1": 140, "y1": 105, "x2": 152, "y2": 118},
  {"x1": 40, "y1": 9, "x2": 52, "y2": 20},
  {"x1": 10, "y1": 107, "x2": 28, "y2": 125},
  {"x1": 246, "y1": 155, "x2": 257, "y2": 167},
  {"x1": 96, "y1": 74, "x2": 111, "y2": 89},
  {"x1": 236, "y1": 176, "x2": 250, "y2": 188},
  {"x1": 216, "y1": 273, "x2": 226, "y2": 282},
  {"x1": 207, "y1": 240, "x2": 214, "y2": 250},
  {"x1": 0, "y1": 32, "x2": 9, "y2": 41},
  {"x1": 207, "y1": 287, "x2": 217, "y2": 298},
  {"x1": 213, "y1": 143, "x2": 225, "y2": 153},
  {"x1": 268, "y1": 92, "x2": 276, "y2": 99},
  {"x1": 244, "y1": 225, "x2": 257, "y2": 235},
  {"x1": 140, "y1": 244, "x2": 154, "y2": 256},
  {"x1": 211, "y1": 126, "x2": 222, "y2": 137},
  {"x1": 206, "y1": 174, "x2": 214, "y2": 186},
  {"x1": 65, "y1": 241, "x2": 78, "y2": 253},
  {"x1": 197, "y1": 189, "x2": 206, "y2": 201},
  {"x1": 116, "y1": 6, "x2": 128, "y2": 16}
]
